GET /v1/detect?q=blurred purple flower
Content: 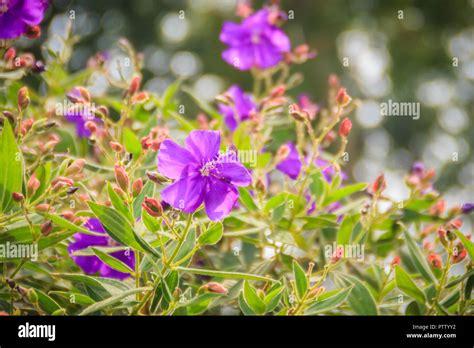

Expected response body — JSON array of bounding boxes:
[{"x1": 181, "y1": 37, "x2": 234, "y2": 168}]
[
  {"x1": 218, "y1": 85, "x2": 256, "y2": 131},
  {"x1": 276, "y1": 142, "x2": 301, "y2": 180},
  {"x1": 461, "y1": 203, "x2": 474, "y2": 214},
  {"x1": 68, "y1": 218, "x2": 135, "y2": 280},
  {"x1": 0, "y1": 0, "x2": 48, "y2": 39},
  {"x1": 315, "y1": 158, "x2": 348, "y2": 183},
  {"x1": 157, "y1": 130, "x2": 252, "y2": 221},
  {"x1": 220, "y1": 8, "x2": 290, "y2": 71}
]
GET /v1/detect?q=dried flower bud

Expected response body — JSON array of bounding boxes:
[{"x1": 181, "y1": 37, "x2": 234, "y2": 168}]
[
  {"x1": 40, "y1": 221, "x2": 53, "y2": 236},
  {"x1": 391, "y1": 255, "x2": 401, "y2": 267},
  {"x1": 17, "y1": 86, "x2": 30, "y2": 111},
  {"x1": 335, "y1": 88, "x2": 351, "y2": 107},
  {"x1": 372, "y1": 174, "x2": 386, "y2": 194},
  {"x1": 110, "y1": 141, "x2": 124, "y2": 153},
  {"x1": 114, "y1": 165, "x2": 129, "y2": 193},
  {"x1": 132, "y1": 178, "x2": 143, "y2": 197},
  {"x1": 141, "y1": 136, "x2": 151, "y2": 150},
  {"x1": 427, "y1": 253, "x2": 442, "y2": 269},
  {"x1": 202, "y1": 282, "x2": 228, "y2": 294},
  {"x1": 338, "y1": 118, "x2": 352, "y2": 138},
  {"x1": 255, "y1": 178, "x2": 266, "y2": 194},
  {"x1": 66, "y1": 187, "x2": 79, "y2": 195},
  {"x1": 65, "y1": 159, "x2": 85, "y2": 176},
  {"x1": 128, "y1": 76, "x2": 141, "y2": 96},
  {"x1": 142, "y1": 197, "x2": 163, "y2": 217},
  {"x1": 25, "y1": 25, "x2": 41, "y2": 39},
  {"x1": 4, "y1": 47, "x2": 16, "y2": 62},
  {"x1": 27, "y1": 174, "x2": 40, "y2": 197}
]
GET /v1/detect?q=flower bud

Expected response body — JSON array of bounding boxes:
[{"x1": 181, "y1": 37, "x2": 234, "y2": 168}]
[
  {"x1": 114, "y1": 165, "x2": 129, "y2": 192},
  {"x1": 113, "y1": 186, "x2": 127, "y2": 200},
  {"x1": 276, "y1": 144, "x2": 291, "y2": 162},
  {"x1": 452, "y1": 248, "x2": 467, "y2": 264},
  {"x1": 141, "y1": 136, "x2": 151, "y2": 150},
  {"x1": 289, "y1": 103, "x2": 307, "y2": 122},
  {"x1": 338, "y1": 118, "x2": 352, "y2": 138},
  {"x1": 17, "y1": 86, "x2": 30, "y2": 111},
  {"x1": 35, "y1": 203, "x2": 53, "y2": 213},
  {"x1": 110, "y1": 141, "x2": 124, "y2": 153},
  {"x1": 27, "y1": 174, "x2": 40, "y2": 197},
  {"x1": 201, "y1": 282, "x2": 228, "y2": 294},
  {"x1": 3, "y1": 47, "x2": 16, "y2": 62},
  {"x1": 142, "y1": 197, "x2": 163, "y2": 217},
  {"x1": 61, "y1": 211, "x2": 75, "y2": 221},
  {"x1": 95, "y1": 105, "x2": 109, "y2": 119},
  {"x1": 65, "y1": 159, "x2": 85, "y2": 176},
  {"x1": 335, "y1": 88, "x2": 351, "y2": 107},
  {"x1": 372, "y1": 174, "x2": 386, "y2": 194},
  {"x1": 85, "y1": 121, "x2": 97, "y2": 134},
  {"x1": 427, "y1": 253, "x2": 442, "y2": 269},
  {"x1": 25, "y1": 25, "x2": 41, "y2": 39},
  {"x1": 197, "y1": 113, "x2": 209, "y2": 130},
  {"x1": 128, "y1": 76, "x2": 141, "y2": 96},
  {"x1": 12, "y1": 192, "x2": 24, "y2": 203},
  {"x1": 430, "y1": 200, "x2": 445, "y2": 216},
  {"x1": 328, "y1": 74, "x2": 339, "y2": 88},
  {"x1": 41, "y1": 221, "x2": 53, "y2": 236},
  {"x1": 438, "y1": 228, "x2": 448, "y2": 247},
  {"x1": 131, "y1": 91, "x2": 149, "y2": 104},
  {"x1": 150, "y1": 140, "x2": 162, "y2": 152},
  {"x1": 146, "y1": 171, "x2": 168, "y2": 185},
  {"x1": 132, "y1": 178, "x2": 143, "y2": 197},
  {"x1": 391, "y1": 255, "x2": 401, "y2": 267},
  {"x1": 461, "y1": 203, "x2": 474, "y2": 214}
]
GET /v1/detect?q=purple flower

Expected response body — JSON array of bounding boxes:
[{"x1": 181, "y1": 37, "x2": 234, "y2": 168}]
[
  {"x1": 276, "y1": 142, "x2": 301, "y2": 180},
  {"x1": 0, "y1": 0, "x2": 48, "y2": 39},
  {"x1": 461, "y1": 203, "x2": 474, "y2": 214},
  {"x1": 157, "y1": 130, "x2": 252, "y2": 221},
  {"x1": 220, "y1": 8, "x2": 290, "y2": 71},
  {"x1": 218, "y1": 85, "x2": 256, "y2": 131},
  {"x1": 68, "y1": 218, "x2": 135, "y2": 280}
]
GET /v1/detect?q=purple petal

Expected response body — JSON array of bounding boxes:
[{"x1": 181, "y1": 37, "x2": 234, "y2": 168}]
[
  {"x1": 185, "y1": 130, "x2": 221, "y2": 163},
  {"x1": 266, "y1": 27, "x2": 291, "y2": 53},
  {"x1": 157, "y1": 139, "x2": 199, "y2": 180},
  {"x1": 99, "y1": 249, "x2": 135, "y2": 280},
  {"x1": 276, "y1": 143, "x2": 302, "y2": 180},
  {"x1": 215, "y1": 160, "x2": 252, "y2": 187},
  {"x1": 160, "y1": 170, "x2": 206, "y2": 213},
  {"x1": 219, "y1": 21, "x2": 247, "y2": 46},
  {"x1": 204, "y1": 178, "x2": 239, "y2": 221}
]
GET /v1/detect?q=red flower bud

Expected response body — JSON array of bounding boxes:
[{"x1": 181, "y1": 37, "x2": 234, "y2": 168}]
[
  {"x1": 132, "y1": 178, "x2": 143, "y2": 197},
  {"x1": 84, "y1": 121, "x2": 97, "y2": 134},
  {"x1": 25, "y1": 25, "x2": 41, "y2": 39},
  {"x1": 328, "y1": 74, "x2": 340, "y2": 88},
  {"x1": 372, "y1": 174, "x2": 386, "y2": 194},
  {"x1": 3, "y1": 47, "x2": 16, "y2": 62},
  {"x1": 17, "y1": 86, "x2": 30, "y2": 111},
  {"x1": 65, "y1": 159, "x2": 85, "y2": 176},
  {"x1": 12, "y1": 192, "x2": 24, "y2": 202},
  {"x1": 141, "y1": 136, "x2": 151, "y2": 150},
  {"x1": 131, "y1": 91, "x2": 149, "y2": 104},
  {"x1": 128, "y1": 76, "x2": 141, "y2": 96},
  {"x1": 338, "y1": 118, "x2": 352, "y2": 138},
  {"x1": 142, "y1": 197, "x2": 163, "y2": 217},
  {"x1": 335, "y1": 88, "x2": 351, "y2": 107},
  {"x1": 430, "y1": 200, "x2": 445, "y2": 216},
  {"x1": 114, "y1": 165, "x2": 129, "y2": 193},
  {"x1": 438, "y1": 228, "x2": 448, "y2": 247},
  {"x1": 41, "y1": 221, "x2": 53, "y2": 236},
  {"x1": 202, "y1": 282, "x2": 228, "y2": 294},
  {"x1": 427, "y1": 253, "x2": 442, "y2": 269},
  {"x1": 110, "y1": 141, "x2": 124, "y2": 153},
  {"x1": 452, "y1": 248, "x2": 467, "y2": 264},
  {"x1": 391, "y1": 255, "x2": 401, "y2": 267},
  {"x1": 27, "y1": 174, "x2": 40, "y2": 197},
  {"x1": 35, "y1": 203, "x2": 54, "y2": 213}
]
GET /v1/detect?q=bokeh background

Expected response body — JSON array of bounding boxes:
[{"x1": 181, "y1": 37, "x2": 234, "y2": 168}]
[{"x1": 18, "y1": 0, "x2": 474, "y2": 221}]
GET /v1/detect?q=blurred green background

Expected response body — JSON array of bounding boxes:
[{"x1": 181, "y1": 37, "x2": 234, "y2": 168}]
[{"x1": 19, "y1": 0, "x2": 473, "y2": 226}]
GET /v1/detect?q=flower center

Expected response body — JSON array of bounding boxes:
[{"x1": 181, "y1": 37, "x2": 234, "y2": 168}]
[
  {"x1": 251, "y1": 32, "x2": 261, "y2": 44},
  {"x1": 200, "y1": 160, "x2": 217, "y2": 177}
]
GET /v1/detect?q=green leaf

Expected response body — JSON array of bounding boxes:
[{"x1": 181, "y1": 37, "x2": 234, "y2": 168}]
[
  {"x1": 395, "y1": 266, "x2": 426, "y2": 305},
  {"x1": 35, "y1": 289, "x2": 62, "y2": 314},
  {"x1": 198, "y1": 222, "x2": 223, "y2": 245},
  {"x1": 238, "y1": 292, "x2": 256, "y2": 315},
  {"x1": 323, "y1": 183, "x2": 367, "y2": 206},
  {"x1": 454, "y1": 230, "x2": 474, "y2": 261},
  {"x1": 123, "y1": 128, "x2": 142, "y2": 159},
  {"x1": 337, "y1": 215, "x2": 354, "y2": 245},
  {"x1": 445, "y1": 270, "x2": 474, "y2": 288},
  {"x1": 238, "y1": 187, "x2": 258, "y2": 212},
  {"x1": 91, "y1": 247, "x2": 134, "y2": 274},
  {"x1": 46, "y1": 214, "x2": 104, "y2": 236},
  {"x1": 79, "y1": 287, "x2": 150, "y2": 315},
  {"x1": 335, "y1": 273, "x2": 378, "y2": 315},
  {"x1": 187, "y1": 293, "x2": 222, "y2": 315},
  {"x1": 132, "y1": 180, "x2": 154, "y2": 219},
  {"x1": 292, "y1": 260, "x2": 308, "y2": 300},
  {"x1": 106, "y1": 181, "x2": 132, "y2": 222},
  {"x1": 301, "y1": 216, "x2": 338, "y2": 230},
  {"x1": 264, "y1": 285, "x2": 284, "y2": 313},
  {"x1": 309, "y1": 172, "x2": 326, "y2": 201},
  {"x1": 242, "y1": 281, "x2": 266, "y2": 315},
  {"x1": 0, "y1": 121, "x2": 23, "y2": 213},
  {"x1": 49, "y1": 291, "x2": 96, "y2": 306},
  {"x1": 264, "y1": 192, "x2": 288, "y2": 214},
  {"x1": 176, "y1": 267, "x2": 276, "y2": 283},
  {"x1": 88, "y1": 201, "x2": 160, "y2": 257},
  {"x1": 402, "y1": 228, "x2": 437, "y2": 283},
  {"x1": 304, "y1": 287, "x2": 353, "y2": 315}
]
